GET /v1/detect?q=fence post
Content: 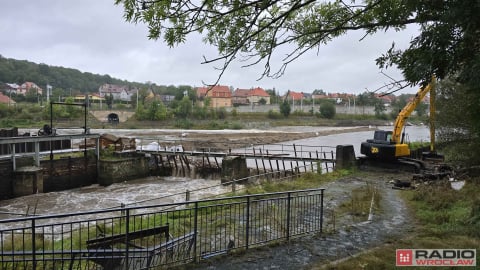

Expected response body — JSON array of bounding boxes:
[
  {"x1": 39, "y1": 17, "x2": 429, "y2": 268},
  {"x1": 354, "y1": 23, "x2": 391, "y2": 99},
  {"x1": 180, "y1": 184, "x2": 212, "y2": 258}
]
[
  {"x1": 121, "y1": 203, "x2": 125, "y2": 216},
  {"x1": 320, "y1": 189, "x2": 324, "y2": 234},
  {"x1": 246, "y1": 196, "x2": 250, "y2": 250},
  {"x1": 193, "y1": 201, "x2": 198, "y2": 262},
  {"x1": 186, "y1": 190, "x2": 190, "y2": 202},
  {"x1": 232, "y1": 180, "x2": 236, "y2": 193},
  {"x1": 286, "y1": 192, "x2": 291, "y2": 241},
  {"x1": 31, "y1": 219, "x2": 36, "y2": 270},
  {"x1": 124, "y1": 208, "x2": 130, "y2": 270}
]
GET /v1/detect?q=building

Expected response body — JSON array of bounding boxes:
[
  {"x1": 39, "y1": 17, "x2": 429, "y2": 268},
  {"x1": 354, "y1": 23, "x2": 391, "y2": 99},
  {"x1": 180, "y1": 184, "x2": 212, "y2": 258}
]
[
  {"x1": 232, "y1": 87, "x2": 270, "y2": 105},
  {"x1": 232, "y1": 88, "x2": 250, "y2": 105},
  {"x1": 159, "y1": 95, "x2": 176, "y2": 104},
  {"x1": 98, "y1": 84, "x2": 137, "y2": 102},
  {"x1": 18, "y1": 82, "x2": 43, "y2": 96},
  {"x1": 2, "y1": 83, "x2": 19, "y2": 94},
  {"x1": 196, "y1": 85, "x2": 232, "y2": 108},
  {"x1": 0, "y1": 92, "x2": 16, "y2": 106},
  {"x1": 248, "y1": 87, "x2": 270, "y2": 104},
  {"x1": 284, "y1": 90, "x2": 304, "y2": 101},
  {"x1": 73, "y1": 93, "x2": 105, "y2": 103}
]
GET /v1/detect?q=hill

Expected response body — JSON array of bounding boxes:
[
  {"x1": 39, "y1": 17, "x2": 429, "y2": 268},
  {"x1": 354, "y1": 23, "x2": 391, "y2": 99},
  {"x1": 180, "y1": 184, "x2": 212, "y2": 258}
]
[{"x1": 0, "y1": 55, "x2": 145, "y2": 93}]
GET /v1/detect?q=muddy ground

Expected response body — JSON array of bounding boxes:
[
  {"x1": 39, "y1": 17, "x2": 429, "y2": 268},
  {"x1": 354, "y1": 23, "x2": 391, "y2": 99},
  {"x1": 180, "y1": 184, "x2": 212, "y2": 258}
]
[
  {"x1": 186, "y1": 171, "x2": 414, "y2": 270},
  {"x1": 128, "y1": 126, "x2": 371, "y2": 151}
]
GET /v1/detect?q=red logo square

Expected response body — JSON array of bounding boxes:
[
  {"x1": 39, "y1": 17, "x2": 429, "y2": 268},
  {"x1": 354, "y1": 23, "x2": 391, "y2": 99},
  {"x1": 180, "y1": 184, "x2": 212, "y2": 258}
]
[{"x1": 396, "y1": 249, "x2": 413, "y2": 266}]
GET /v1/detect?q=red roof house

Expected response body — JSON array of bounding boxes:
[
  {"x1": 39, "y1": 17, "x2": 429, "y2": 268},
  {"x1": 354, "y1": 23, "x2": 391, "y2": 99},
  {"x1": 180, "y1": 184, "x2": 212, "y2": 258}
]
[
  {"x1": 0, "y1": 92, "x2": 16, "y2": 105},
  {"x1": 196, "y1": 85, "x2": 232, "y2": 108}
]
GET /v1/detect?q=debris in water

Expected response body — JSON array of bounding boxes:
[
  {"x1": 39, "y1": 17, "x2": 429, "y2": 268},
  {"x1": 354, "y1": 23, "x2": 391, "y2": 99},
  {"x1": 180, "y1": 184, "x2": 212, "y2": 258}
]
[{"x1": 450, "y1": 179, "x2": 465, "y2": 190}]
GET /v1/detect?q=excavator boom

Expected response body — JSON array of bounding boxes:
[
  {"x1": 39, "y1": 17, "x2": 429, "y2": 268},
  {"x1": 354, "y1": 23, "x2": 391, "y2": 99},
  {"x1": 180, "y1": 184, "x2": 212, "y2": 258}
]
[{"x1": 391, "y1": 77, "x2": 436, "y2": 144}]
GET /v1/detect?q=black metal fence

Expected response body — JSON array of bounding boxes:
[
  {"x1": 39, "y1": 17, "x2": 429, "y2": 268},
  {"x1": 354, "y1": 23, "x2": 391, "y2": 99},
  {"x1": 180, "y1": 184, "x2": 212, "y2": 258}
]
[{"x1": 0, "y1": 188, "x2": 324, "y2": 270}]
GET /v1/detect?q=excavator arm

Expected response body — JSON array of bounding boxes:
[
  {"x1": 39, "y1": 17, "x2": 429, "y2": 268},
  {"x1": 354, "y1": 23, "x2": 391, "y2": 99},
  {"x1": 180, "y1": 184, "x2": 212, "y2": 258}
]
[
  {"x1": 391, "y1": 77, "x2": 436, "y2": 144},
  {"x1": 361, "y1": 76, "x2": 436, "y2": 162}
]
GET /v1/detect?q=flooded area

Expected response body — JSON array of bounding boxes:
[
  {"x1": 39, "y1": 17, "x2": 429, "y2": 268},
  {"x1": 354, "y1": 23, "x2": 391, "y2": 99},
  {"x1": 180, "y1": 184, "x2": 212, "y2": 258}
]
[
  {"x1": 2, "y1": 126, "x2": 429, "y2": 219},
  {"x1": 1, "y1": 126, "x2": 429, "y2": 267},
  {"x1": 0, "y1": 176, "x2": 232, "y2": 220}
]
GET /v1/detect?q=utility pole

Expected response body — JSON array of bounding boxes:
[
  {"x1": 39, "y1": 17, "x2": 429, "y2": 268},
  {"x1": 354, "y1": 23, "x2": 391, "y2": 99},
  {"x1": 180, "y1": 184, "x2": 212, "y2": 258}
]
[{"x1": 46, "y1": 84, "x2": 52, "y2": 103}]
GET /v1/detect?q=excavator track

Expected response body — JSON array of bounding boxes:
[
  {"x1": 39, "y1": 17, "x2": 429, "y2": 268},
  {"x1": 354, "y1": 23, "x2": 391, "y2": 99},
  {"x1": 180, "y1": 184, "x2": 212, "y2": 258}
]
[{"x1": 358, "y1": 157, "x2": 425, "y2": 173}]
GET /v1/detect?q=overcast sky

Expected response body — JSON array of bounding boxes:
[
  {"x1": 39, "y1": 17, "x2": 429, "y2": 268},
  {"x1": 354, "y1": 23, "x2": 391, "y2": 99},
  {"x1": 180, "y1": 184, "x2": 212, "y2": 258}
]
[{"x1": 1, "y1": 0, "x2": 421, "y2": 95}]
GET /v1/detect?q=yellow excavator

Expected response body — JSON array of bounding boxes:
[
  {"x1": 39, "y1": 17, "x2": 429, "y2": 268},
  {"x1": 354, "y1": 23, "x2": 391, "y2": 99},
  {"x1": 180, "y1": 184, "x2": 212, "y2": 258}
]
[{"x1": 360, "y1": 76, "x2": 440, "y2": 171}]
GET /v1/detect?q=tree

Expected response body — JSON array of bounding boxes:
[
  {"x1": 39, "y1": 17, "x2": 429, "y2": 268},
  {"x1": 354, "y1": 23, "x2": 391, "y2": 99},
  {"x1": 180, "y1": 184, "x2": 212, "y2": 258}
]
[
  {"x1": 116, "y1": 0, "x2": 480, "y2": 164},
  {"x1": 414, "y1": 102, "x2": 428, "y2": 118},
  {"x1": 65, "y1": 97, "x2": 81, "y2": 118},
  {"x1": 436, "y1": 78, "x2": 480, "y2": 165},
  {"x1": 356, "y1": 92, "x2": 376, "y2": 114},
  {"x1": 373, "y1": 98, "x2": 386, "y2": 117},
  {"x1": 25, "y1": 88, "x2": 39, "y2": 103},
  {"x1": 105, "y1": 93, "x2": 114, "y2": 109},
  {"x1": 175, "y1": 96, "x2": 192, "y2": 119},
  {"x1": 147, "y1": 100, "x2": 168, "y2": 120},
  {"x1": 279, "y1": 99, "x2": 291, "y2": 118},
  {"x1": 116, "y1": 0, "x2": 478, "y2": 87},
  {"x1": 319, "y1": 102, "x2": 336, "y2": 119},
  {"x1": 312, "y1": 89, "x2": 326, "y2": 96}
]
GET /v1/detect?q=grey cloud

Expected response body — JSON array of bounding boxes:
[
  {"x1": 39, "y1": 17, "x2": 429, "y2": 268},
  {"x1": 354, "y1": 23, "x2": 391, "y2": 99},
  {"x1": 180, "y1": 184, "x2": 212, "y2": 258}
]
[{"x1": 0, "y1": 0, "x2": 419, "y2": 94}]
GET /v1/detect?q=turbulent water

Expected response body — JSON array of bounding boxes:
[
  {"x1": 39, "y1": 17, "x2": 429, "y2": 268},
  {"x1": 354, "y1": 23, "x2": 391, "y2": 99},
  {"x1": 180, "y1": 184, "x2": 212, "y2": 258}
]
[{"x1": 0, "y1": 126, "x2": 429, "y2": 219}]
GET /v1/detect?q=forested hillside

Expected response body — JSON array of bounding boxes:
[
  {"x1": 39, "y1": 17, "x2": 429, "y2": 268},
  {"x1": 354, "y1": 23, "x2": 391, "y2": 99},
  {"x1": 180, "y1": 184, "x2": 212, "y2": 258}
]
[{"x1": 0, "y1": 55, "x2": 143, "y2": 93}]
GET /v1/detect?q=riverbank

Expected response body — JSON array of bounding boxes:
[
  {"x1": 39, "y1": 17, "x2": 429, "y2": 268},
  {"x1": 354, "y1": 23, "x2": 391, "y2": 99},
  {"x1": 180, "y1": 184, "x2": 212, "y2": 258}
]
[{"x1": 127, "y1": 126, "x2": 374, "y2": 151}]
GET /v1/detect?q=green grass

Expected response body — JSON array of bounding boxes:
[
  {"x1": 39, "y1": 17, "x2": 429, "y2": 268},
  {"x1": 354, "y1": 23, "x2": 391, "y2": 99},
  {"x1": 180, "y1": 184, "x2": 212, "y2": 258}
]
[
  {"x1": 315, "y1": 177, "x2": 480, "y2": 269},
  {"x1": 337, "y1": 183, "x2": 381, "y2": 222},
  {"x1": 223, "y1": 169, "x2": 354, "y2": 196}
]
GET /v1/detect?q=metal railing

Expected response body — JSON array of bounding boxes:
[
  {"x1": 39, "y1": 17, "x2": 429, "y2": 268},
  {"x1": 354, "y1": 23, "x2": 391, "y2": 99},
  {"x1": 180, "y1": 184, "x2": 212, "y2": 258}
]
[{"x1": 0, "y1": 188, "x2": 324, "y2": 270}]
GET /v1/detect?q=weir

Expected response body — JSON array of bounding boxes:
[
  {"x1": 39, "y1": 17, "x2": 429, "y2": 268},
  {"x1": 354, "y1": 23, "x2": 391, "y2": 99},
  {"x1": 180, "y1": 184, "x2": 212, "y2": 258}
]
[{"x1": 0, "y1": 131, "x2": 356, "y2": 199}]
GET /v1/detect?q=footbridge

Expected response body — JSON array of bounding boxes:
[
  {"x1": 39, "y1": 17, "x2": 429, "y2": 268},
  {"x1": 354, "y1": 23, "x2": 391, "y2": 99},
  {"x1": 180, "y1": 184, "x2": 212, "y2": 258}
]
[
  {"x1": 136, "y1": 139, "x2": 355, "y2": 174},
  {"x1": 89, "y1": 110, "x2": 135, "y2": 123}
]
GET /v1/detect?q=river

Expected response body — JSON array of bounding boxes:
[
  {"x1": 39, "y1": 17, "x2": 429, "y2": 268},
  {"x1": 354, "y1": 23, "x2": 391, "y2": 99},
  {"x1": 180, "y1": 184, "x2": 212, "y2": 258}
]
[{"x1": 0, "y1": 125, "x2": 429, "y2": 219}]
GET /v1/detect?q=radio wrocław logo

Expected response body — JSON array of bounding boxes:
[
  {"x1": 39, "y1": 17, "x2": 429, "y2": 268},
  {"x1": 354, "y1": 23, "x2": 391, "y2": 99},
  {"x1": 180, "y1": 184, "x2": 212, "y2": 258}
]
[{"x1": 396, "y1": 249, "x2": 476, "y2": 267}]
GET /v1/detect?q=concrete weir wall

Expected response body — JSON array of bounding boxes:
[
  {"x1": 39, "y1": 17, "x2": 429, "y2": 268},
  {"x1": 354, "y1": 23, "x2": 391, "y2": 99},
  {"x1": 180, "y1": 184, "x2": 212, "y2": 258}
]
[
  {"x1": 97, "y1": 155, "x2": 150, "y2": 186},
  {"x1": 41, "y1": 157, "x2": 97, "y2": 191},
  {"x1": 0, "y1": 145, "x2": 357, "y2": 199},
  {"x1": 13, "y1": 166, "x2": 43, "y2": 197},
  {"x1": 0, "y1": 156, "x2": 97, "y2": 199},
  {"x1": 0, "y1": 153, "x2": 152, "y2": 199}
]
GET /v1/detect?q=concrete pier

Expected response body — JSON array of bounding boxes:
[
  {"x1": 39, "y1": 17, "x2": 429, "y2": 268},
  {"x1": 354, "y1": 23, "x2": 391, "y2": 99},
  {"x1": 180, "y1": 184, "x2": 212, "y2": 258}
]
[
  {"x1": 335, "y1": 145, "x2": 356, "y2": 170},
  {"x1": 221, "y1": 156, "x2": 249, "y2": 184},
  {"x1": 13, "y1": 166, "x2": 43, "y2": 197}
]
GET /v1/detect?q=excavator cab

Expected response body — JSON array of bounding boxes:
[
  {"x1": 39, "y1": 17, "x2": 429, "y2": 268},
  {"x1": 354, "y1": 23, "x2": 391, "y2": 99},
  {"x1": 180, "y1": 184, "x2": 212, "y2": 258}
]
[
  {"x1": 361, "y1": 130, "x2": 410, "y2": 160},
  {"x1": 370, "y1": 130, "x2": 393, "y2": 144}
]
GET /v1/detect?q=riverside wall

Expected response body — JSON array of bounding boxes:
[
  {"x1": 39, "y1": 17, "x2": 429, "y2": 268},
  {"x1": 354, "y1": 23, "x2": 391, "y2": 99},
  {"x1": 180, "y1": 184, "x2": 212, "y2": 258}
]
[
  {"x1": 0, "y1": 145, "x2": 357, "y2": 200},
  {"x1": 226, "y1": 104, "x2": 387, "y2": 115},
  {"x1": 0, "y1": 153, "x2": 151, "y2": 200}
]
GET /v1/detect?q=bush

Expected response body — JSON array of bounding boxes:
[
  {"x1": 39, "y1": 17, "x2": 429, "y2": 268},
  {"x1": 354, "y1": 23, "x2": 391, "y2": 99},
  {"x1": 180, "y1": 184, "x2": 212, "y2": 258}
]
[
  {"x1": 319, "y1": 102, "x2": 336, "y2": 119},
  {"x1": 230, "y1": 121, "x2": 244, "y2": 129},
  {"x1": 267, "y1": 110, "x2": 282, "y2": 119},
  {"x1": 174, "y1": 119, "x2": 193, "y2": 129},
  {"x1": 292, "y1": 110, "x2": 310, "y2": 116},
  {"x1": 216, "y1": 108, "x2": 227, "y2": 119},
  {"x1": 231, "y1": 108, "x2": 238, "y2": 117}
]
